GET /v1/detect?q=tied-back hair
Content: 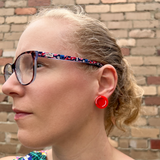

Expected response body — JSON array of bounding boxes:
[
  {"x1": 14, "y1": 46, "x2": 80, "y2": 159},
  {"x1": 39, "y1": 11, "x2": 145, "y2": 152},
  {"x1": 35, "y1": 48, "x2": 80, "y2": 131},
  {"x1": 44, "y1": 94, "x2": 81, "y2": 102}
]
[{"x1": 29, "y1": 6, "x2": 143, "y2": 135}]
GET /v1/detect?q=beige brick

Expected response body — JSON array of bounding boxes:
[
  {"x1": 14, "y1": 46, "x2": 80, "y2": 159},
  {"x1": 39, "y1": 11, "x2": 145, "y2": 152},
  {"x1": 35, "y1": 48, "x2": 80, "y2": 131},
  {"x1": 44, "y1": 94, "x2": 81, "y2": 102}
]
[
  {"x1": 28, "y1": 0, "x2": 50, "y2": 6},
  {"x1": 156, "y1": 30, "x2": 160, "y2": 38},
  {"x1": 108, "y1": 21, "x2": 132, "y2": 29},
  {"x1": 119, "y1": 139, "x2": 129, "y2": 148},
  {"x1": 101, "y1": 13, "x2": 124, "y2": 21},
  {"x1": 148, "y1": 117, "x2": 160, "y2": 127},
  {"x1": 28, "y1": 15, "x2": 34, "y2": 23},
  {"x1": 15, "y1": 41, "x2": 19, "y2": 48},
  {"x1": 0, "y1": 132, "x2": 5, "y2": 142},
  {"x1": 6, "y1": 132, "x2": 19, "y2": 144},
  {"x1": 133, "y1": 20, "x2": 159, "y2": 28},
  {"x1": 128, "y1": 0, "x2": 152, "y2": 2},
  {"x1": 88, "y1": 14, "x2": 99, "y2": 19},
  {"x1": 85, "y1": 5, "x2": 110, "y2": 13},
  {"x1": 9, "y1": 138, "x2": 20, "y2": 144},
  {"x1": 11, "y1": 24, "x2": 26, "y2": 32},
  {"x1": 121, "y1": 48, "x2": 130, "y2": 56},
  {"x1": 110, "y1": 30, "x2": 127, "y2": 38},
  {"x1": 158, "y1": 86, "x2": 160, "y2": 95},
  {"x1": 135, "y1": 76, "x2": 146, "y2": 85},
  {"x1": 125, "y1": 56, "x2": 143, "y2": 66},
  {"x1": 142, "y1": 86, "x2": 157, "y2": 96},
  {"x1": 119, "y1": 150, "x2": 130, "y2": 157},
  {"x1": 51, "y1": 0, "x2": 75, "y2": 4},
  {"x1": 8, "y1": 96, "x2": 13, "y2": 104},
  {"x1": 0, "y1": 67, "x2": 3, "y2": 74},
  {"x1": 0, "y1": 122, "x2": 18, "y2": 132},
  {"x1": 126, "y1": 12, "x2": 151, "y2": 20},
  {"x1": 141, "y1": 106, "x2": 158, "y2": 116},
  {"x1": 132, "y1": 66, "x2": 156, "y2": 76},
  {"x1": 111, "y1": 4, "x2": 135, "y2": 12},
  {"x1": 76, "y1": 0, "x2": 100, "y2": 4},
  {"x1": 108, "y1": 137, "x2": 118, "y2": 147},
  {"x1": 131, "y1": 127, "x2": 159, "y2": 138},
  {"x1": 133, "y1": 117, "x2": 147, "y2": 126},
  {"x1": 5, "y1": 0, "x2": 27, "y2": 7},
  {"x1": 0, "y1": 84, "x2": 2, "y2": 93},
  {"x1": 6, "y1": 16, "x2": 27, "y2": 24},
  {"x1": 110, "y1": 127, "x2": 130, "y2": 137},
  {"x1": 130, "y1": 139, "x2": 148, "y2": 148},
  {"x1": 131, "y1": 47, "x2": 155, "y2": 56},
  {"x1": 102, "y1": 0, "x2": 126, "y2": 3},
  {"x1": 9, "y1": 133, "x2": 18, "y2": 139},
  {"x1": 0, "y1": 33, "x2": 3, "y2": 40},
  {"x1": 0, "y1": 112, "x2": 7, "y2": 121},
  {"x1": 0, "y1": 8, "x2": 14, "y2": 16},
  {"x1": 155, "y1": 12, "x2": 160, "y2": 19},
  {"x1": 0, "y1": 25, "x2": 10, "y2": 32},
  {"x1": 3, "y1": 49, "x2": 16, "y2": 57},
  {"x1": 8, "y1": 112, "x2": 15, "y2": 122},
  {"x1": 4, "y1": 32, "x2": 22, "y2": 40},
  {"x1": 0, "y1": 41, "x2": 14, "y2": 49},
  {"x1": 117, "y1": 39, "x2": 135, "y2": 47},
  {"x1": 0, "y1": 144, "x2": 17, "y2": 154},
  {"x1": 131, "y1": 150, "x2": 159, "y2": 160},
  {"x1": 0, "y1": 17, "x2": 4, "y2": 24},
  {"x1": 129, "y1": 29, "x2": 155, "y2": 38},
  {"x1": 144, "y1": 56, "x2": 160, "y2": 65},
  {"x1": 137, "y1": 3, "x2": 160, "y2": 11},
  {"x1": 158, "y1": 67, "x2": 160, "y2": 75},
  {"x1": 137, "y1": 39, "x2": 160, "y2": 47}
]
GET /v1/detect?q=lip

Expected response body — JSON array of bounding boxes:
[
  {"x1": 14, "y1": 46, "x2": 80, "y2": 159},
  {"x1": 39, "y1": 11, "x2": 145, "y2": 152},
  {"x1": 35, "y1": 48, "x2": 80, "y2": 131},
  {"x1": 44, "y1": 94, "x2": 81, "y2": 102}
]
[{"x1": 13, "y1": 108, "x2": 33, "y2": 120}]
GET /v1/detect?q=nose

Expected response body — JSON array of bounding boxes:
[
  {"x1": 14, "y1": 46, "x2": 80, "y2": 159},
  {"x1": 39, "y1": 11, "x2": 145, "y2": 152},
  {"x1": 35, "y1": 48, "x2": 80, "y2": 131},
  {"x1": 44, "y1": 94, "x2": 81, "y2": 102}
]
[{"x1": 2, "y1": 72, "x2": 25, "y2": 97}]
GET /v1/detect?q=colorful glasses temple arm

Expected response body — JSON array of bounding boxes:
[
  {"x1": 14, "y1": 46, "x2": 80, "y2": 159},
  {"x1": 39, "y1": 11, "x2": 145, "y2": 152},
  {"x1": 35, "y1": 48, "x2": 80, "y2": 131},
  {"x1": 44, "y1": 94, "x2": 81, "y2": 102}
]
[{"x1": 36, "y1": 51, "x2": 103, "y2": 67}]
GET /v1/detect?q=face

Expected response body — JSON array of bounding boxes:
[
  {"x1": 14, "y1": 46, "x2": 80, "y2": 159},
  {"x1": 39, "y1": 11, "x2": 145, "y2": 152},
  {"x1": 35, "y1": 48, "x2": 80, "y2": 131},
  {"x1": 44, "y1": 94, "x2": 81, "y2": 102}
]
[{"x1": 2, "y1": 18, "x2": 98, "y2": 148}]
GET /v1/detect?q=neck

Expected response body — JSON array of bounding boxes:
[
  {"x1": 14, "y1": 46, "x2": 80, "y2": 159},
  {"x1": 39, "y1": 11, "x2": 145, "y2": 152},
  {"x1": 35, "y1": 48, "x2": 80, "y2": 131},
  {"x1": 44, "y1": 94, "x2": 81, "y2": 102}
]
[{"x1": 48, "y1": 125, "x2": 114, "y2": 160}]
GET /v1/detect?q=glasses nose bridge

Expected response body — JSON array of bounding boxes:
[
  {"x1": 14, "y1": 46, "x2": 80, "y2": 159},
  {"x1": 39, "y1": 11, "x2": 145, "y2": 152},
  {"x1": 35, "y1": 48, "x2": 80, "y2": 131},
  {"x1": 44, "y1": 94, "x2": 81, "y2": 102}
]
[{"x1": 4, "y1": 60, "x2": 20, "y2": 85}]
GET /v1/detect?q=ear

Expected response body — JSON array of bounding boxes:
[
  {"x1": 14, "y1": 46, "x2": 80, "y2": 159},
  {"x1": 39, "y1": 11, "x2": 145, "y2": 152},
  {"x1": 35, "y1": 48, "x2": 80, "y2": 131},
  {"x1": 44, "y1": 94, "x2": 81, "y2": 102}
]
[{"x1": 97, "y1": 64, "x2": 117, "y2": 99}]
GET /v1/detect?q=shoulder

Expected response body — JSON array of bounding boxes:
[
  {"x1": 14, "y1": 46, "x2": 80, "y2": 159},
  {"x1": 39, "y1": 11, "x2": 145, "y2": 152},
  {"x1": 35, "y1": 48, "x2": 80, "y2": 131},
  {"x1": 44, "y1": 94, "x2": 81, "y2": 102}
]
[{"x1": 0, "y1": 156, "x2": 17, "y2": 160}]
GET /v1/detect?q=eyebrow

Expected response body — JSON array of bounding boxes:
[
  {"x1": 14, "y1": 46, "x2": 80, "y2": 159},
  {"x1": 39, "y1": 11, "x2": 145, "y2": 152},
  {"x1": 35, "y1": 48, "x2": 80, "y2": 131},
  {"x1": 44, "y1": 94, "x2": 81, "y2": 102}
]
[{"x1": 36, "y1": 51, "x2": 103, "y2": 68}]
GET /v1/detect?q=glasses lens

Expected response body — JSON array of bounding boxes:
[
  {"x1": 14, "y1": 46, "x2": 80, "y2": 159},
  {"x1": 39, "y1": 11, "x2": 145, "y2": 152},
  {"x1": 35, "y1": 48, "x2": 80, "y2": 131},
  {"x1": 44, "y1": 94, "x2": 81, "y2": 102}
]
[
  {"x1": 16, "y1": 53, "x2": 34, "y2": 85},
  {"x1": 4, "y1": 64, "x2": 13, "y2": 81}
]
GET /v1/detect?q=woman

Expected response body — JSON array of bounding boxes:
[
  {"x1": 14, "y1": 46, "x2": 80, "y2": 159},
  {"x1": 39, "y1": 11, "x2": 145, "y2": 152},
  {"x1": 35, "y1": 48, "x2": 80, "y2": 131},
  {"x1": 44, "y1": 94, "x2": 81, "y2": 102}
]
[{"x1": 1, "y1": 6, "x2": 143, "y2": 160}]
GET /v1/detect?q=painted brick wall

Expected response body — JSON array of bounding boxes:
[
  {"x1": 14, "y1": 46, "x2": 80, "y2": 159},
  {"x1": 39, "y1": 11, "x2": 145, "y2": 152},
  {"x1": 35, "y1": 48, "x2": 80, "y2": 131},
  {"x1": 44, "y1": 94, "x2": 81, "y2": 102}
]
[{"x1": 0, "y1": 0, "x2": 160, "y2": 159}]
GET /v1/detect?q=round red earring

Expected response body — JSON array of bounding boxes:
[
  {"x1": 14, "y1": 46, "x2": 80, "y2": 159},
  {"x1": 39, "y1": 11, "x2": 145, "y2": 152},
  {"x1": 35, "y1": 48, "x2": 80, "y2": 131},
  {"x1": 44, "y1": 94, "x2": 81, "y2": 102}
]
[{"x1": 95, "y1": 96, "x2": 108, "y2": 109}]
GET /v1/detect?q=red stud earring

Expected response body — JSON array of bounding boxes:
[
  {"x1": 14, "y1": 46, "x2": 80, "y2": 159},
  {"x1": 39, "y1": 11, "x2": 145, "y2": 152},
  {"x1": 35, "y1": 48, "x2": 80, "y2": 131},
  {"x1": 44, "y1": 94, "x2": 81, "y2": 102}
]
[{"x1": 95, "y1": 95, "x2": 108, "y2": 109}]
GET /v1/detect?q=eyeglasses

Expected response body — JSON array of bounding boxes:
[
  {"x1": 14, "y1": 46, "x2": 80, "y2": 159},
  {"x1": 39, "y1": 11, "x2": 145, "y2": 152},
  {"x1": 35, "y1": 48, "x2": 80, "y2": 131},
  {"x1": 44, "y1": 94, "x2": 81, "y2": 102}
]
[{"x1": 4, "y1": 51, "x2": 103, "y2": 86}]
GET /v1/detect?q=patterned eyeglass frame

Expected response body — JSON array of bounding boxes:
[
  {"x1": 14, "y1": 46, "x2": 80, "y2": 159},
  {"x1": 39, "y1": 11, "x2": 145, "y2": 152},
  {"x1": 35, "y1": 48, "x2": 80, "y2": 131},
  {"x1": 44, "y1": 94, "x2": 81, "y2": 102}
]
[{"x1": 4, "y1": 50, "x2": 104, "y2": 86}]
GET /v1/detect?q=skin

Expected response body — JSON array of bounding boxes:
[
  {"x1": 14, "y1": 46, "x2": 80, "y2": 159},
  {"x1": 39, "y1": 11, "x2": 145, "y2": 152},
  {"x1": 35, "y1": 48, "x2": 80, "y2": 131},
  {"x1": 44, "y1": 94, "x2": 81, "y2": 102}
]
[{"x1": 1, "y1": 18, "x2": 133, "y2": 160}]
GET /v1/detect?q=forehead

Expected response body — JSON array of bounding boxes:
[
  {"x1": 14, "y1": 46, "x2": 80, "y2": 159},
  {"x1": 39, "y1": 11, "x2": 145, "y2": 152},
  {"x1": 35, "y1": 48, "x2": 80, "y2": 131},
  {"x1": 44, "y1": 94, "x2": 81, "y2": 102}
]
[{"x1": 16, "y1": 18, "x2": 76, "y2": 58}]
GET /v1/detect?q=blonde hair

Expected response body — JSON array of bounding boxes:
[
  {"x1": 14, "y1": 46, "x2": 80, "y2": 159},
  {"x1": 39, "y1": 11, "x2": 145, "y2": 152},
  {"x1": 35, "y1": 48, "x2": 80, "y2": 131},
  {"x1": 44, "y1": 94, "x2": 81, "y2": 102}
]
[{"x1": 29, "y1": 6, "x2": 143, "y2": 135}]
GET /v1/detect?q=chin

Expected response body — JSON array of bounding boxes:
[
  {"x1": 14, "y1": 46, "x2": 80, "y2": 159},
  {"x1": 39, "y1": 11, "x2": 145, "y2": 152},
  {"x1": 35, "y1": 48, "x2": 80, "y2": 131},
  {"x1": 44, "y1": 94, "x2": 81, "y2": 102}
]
[{"x1": 17, "y1": 130, "x2": 50, "y2": 149}]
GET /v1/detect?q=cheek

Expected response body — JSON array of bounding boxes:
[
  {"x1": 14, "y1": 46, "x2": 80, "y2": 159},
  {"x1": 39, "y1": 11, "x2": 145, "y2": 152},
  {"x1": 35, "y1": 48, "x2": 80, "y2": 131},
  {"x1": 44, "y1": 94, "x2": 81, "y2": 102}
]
[
  {"x1": 31, "y1": 69, "x2": 94, "y2": 126},
  {"x1": 34, "y1": 72, "x2": 93, "y2": 118}
]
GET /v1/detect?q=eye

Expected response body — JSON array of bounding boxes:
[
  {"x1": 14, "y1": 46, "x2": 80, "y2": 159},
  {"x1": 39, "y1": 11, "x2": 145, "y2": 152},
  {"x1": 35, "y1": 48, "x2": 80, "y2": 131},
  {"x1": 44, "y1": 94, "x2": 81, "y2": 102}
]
[{"x1": 37, "y1": 63, "x2": 44, "y2": 68}]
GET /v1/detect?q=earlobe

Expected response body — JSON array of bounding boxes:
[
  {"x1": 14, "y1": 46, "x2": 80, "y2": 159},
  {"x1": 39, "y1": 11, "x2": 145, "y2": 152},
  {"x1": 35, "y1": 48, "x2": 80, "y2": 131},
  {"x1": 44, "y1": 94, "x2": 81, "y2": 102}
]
[{"x1": 97, "y1": 64, "x2": 117, "y2": 99}]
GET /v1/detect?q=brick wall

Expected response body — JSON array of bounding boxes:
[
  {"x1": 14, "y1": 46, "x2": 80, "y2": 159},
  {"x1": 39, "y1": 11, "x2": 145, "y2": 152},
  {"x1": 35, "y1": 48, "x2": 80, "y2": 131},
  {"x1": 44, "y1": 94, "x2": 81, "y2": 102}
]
[{"x1": 0, "y1": 0, "x2": 160, "y2": 159}]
